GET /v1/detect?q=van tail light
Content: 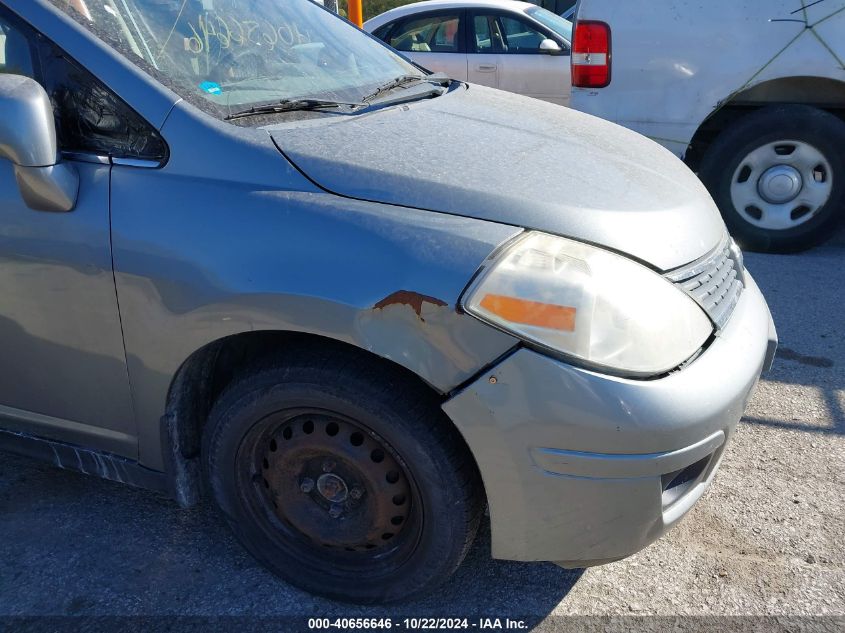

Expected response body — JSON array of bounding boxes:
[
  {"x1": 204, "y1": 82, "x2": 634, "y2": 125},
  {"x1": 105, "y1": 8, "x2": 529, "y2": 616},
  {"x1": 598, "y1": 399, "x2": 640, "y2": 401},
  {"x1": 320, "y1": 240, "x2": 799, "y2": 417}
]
[{"x1": 571, "y1": 21, "x2": 611, "y2": 88}]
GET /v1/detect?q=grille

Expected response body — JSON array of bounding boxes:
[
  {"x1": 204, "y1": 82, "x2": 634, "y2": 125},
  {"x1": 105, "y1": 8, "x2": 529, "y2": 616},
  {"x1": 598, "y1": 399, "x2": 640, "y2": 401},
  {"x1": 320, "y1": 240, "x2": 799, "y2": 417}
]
[{"x1": 666, "y1": 237, "x2": 744, "y2": 330}]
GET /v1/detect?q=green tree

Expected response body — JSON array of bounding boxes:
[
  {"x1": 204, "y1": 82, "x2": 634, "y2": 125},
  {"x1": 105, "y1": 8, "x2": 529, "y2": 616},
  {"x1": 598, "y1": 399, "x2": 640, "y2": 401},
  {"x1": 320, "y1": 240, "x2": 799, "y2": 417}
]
[{"x1": 362, "y1": 0, "x2": 419, "y2": 22}]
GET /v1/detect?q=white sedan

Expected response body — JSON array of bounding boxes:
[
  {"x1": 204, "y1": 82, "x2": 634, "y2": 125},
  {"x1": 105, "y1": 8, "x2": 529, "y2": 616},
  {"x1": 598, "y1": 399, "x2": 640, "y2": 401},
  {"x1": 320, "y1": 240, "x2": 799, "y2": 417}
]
[{"x1": 364, "y1": 0, "x2": 573, "y2": 106}]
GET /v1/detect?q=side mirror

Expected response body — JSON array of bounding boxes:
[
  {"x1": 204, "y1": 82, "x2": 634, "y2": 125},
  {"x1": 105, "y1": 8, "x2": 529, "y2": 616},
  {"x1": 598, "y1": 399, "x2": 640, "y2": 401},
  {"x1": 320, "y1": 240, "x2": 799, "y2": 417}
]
[
  {"x1": 0, "y1": 74, "x2": 78, "y2": 212},
  {"x1": 538, "y1": 38, "x2": 564, "y2": 55}
]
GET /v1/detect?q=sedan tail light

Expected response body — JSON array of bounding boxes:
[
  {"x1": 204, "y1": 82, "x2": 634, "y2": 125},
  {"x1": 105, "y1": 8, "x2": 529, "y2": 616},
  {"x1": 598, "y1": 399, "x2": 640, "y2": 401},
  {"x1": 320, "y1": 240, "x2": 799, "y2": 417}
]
[{"x1": 571, "y1": 21, "x2": 611, "y2": 88}]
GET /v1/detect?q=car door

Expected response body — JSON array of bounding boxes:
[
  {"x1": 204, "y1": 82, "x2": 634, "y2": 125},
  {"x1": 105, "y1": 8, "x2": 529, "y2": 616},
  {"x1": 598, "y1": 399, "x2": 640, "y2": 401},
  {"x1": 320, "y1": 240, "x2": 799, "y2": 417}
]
[
  {"x1": 384, "y1": 10, "x2": 467, "y2": 80},
  {"x1": 466, "y1": 13, "x2": 502, "y2": 88},
  {"x1": 0, "y1": 6, "x2": 161, "y2": 458},
  {"x1": 469, "y1": 10, "x2": 570, "y2": 105}
]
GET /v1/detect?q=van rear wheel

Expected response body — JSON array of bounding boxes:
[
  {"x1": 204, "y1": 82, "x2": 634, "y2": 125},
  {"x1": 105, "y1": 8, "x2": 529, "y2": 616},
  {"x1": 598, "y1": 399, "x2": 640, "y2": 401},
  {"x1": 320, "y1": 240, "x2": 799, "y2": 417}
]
[
  {"x1": 698, "y1": 105, "x2": 845, "y2": 252},
  {"x1": 202, "y1": 351, "x2": 483, "y2": 603}
]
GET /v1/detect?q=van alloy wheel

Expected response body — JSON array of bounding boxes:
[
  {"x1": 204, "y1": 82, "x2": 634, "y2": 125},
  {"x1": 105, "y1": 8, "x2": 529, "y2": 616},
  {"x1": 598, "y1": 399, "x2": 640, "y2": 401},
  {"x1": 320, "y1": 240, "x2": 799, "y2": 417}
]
[{"x1": 729, "y1": 140, "x2": 833, "y2": 231}]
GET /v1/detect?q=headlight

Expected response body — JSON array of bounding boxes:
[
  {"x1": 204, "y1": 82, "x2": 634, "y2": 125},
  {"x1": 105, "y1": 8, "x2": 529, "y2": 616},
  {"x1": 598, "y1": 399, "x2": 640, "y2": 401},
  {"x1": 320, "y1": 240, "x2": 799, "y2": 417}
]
[{"x1": 463, "y1": 232, "x2": 713, "y2": 376}]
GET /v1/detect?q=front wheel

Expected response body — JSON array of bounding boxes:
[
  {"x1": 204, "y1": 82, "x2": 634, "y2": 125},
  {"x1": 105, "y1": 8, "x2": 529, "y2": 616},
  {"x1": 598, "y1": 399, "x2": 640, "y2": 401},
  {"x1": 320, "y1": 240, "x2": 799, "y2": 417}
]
[
  {"x1": 698, "y1": 105, "x2": 845, "y2": 252},
  {"x1": 202, "y1": 349, "x2": 483, "y2": 603}
]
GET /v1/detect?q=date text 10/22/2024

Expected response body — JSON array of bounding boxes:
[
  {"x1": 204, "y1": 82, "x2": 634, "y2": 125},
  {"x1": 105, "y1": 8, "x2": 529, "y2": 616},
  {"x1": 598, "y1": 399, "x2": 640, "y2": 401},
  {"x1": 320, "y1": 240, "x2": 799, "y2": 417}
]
[{"x1": 307, "y1": 618, "x2": 529, "y2": 630}]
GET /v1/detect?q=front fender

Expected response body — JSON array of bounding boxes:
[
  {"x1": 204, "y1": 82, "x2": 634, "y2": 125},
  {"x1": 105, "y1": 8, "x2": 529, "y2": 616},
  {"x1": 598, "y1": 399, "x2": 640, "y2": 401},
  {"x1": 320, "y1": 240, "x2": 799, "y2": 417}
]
[{"x1": 112, "y1": 176, "x2": 519, "y2": 470}]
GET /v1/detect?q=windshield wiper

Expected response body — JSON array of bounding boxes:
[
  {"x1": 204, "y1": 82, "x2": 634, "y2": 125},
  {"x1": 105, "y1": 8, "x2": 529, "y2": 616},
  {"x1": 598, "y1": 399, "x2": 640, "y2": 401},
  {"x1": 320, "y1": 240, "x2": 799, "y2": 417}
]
[
  {"x1": 225, "y1": 74, "x2": 453, "y2": 120},
  {"x1": 225, "y1": 98, "x2": 363, "y2": 121},
  {"x1": 360, "y1": 73, "x2": 452, "y2": 104}
]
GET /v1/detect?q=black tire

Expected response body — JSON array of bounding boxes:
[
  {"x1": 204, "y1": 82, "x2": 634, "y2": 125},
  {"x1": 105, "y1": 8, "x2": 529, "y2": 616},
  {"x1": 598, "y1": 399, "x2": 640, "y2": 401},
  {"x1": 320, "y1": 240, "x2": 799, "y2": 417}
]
[
  {"x1": 698, "y1": 104, "x2": 845, "y2": 253},
  {"x1": 202, "y1": 345, "x2": 483, "y2": 604}
]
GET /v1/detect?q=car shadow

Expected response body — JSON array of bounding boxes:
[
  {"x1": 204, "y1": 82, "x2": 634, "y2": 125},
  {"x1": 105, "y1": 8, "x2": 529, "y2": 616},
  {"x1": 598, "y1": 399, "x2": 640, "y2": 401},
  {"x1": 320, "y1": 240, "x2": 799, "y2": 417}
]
[
  {"x1": 0, "y1": 452, "x2": 580, "y2": 623},
  {"x1": 741, "y1": 239, "x2": 844, "y2": 438}
]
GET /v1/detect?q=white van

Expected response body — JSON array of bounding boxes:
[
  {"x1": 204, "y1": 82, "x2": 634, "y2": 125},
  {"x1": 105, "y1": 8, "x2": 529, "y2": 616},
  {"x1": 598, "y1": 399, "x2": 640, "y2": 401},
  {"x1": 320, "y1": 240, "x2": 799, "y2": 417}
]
[{"x1": 570, "y1": 0, "x2": 845, "y2": 252}]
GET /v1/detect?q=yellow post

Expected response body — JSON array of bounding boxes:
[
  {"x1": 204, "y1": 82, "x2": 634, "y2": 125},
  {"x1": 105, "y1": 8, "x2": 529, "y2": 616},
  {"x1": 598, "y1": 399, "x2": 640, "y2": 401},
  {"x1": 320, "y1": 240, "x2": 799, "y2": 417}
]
[{"x1": 348, "y1": 0, "x2": 363, "y2": 27}]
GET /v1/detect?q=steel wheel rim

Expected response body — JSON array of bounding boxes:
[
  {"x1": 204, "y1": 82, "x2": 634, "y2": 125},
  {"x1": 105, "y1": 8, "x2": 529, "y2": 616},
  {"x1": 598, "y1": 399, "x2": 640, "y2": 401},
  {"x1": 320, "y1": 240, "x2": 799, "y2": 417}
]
[
  {"x1": 237, "y1": 408, "x2": 422, "y2": 574},
  {"x1": 730, "y1": 139, "x2": 833, "y2": 231}
]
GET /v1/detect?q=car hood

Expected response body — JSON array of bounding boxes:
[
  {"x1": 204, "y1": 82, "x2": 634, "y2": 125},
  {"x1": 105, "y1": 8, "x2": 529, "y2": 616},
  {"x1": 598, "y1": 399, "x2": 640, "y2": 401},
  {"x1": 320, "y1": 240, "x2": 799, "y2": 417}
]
[{"x1": 267, "y1": 84, "x2": 725, "y2": 271}]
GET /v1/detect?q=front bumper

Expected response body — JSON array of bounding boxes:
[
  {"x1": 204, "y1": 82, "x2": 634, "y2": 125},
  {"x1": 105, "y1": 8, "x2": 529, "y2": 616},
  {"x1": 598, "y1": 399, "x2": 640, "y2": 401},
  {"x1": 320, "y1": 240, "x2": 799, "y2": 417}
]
[{"x1": 442, "y1": 273, "x2": 776, "y2": 565}]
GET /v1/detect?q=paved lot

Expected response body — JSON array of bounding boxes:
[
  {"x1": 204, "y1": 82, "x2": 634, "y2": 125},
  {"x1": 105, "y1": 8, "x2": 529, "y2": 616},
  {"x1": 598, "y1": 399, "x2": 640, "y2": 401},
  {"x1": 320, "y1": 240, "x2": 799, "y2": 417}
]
[{"x1": 1, "y1": 230, "x2": 843, "y2": 631}]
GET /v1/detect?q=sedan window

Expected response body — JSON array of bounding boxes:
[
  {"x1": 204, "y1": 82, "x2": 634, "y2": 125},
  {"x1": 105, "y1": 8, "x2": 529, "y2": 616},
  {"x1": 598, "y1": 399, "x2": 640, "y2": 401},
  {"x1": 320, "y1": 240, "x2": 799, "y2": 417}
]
[
  {"x1": 472, "y1": 15, "x2": 506, "y2": 53},
  {"x1": 390, "y1": 14, "x2": 461, "y2": 53},
  {"x1": 498, "y1": 16, "x2": 547, "y2": 53},
  {"x1": 473, "y1": 13, "x2": 549, "y2": 54}
]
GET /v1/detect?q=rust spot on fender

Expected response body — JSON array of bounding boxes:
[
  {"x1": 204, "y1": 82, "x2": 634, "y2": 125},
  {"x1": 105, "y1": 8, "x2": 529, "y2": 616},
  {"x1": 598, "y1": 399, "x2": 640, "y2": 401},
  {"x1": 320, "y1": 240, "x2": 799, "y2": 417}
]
[{"x1": 373, "y1": 290, "x2": 448, "y2": 322}]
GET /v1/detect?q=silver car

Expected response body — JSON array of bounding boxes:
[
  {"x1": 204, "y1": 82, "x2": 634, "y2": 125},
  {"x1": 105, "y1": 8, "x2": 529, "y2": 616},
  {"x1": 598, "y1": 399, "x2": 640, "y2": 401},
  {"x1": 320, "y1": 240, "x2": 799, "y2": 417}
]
[
  {"x1": 365, "y1": 0, "x2": 573, "y2": 106},
  {"x1": 0, "y1": 0, "x2": 775, "y2": 604}
]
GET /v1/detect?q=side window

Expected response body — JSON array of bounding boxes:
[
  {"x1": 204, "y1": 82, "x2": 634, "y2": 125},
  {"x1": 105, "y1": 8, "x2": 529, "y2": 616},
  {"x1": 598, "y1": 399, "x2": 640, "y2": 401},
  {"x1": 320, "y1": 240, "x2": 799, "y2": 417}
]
[
  {"x1": 473, "y1": 16, "x2": 493, "y2": 52},
  {"x1": 371, "y1": 23, "x2": 393, "y2": 42},
  {"x1": 0, "y1": 7, "x2": 166, "y2": 161},
  {"x1": 472, "y1": 14, "x2": 506, "y2": 53},
  {"x1": 498, "y1": 15, "x2": 547, "y2": 53},
  {"x1": 389, "y1": 14, "x2": 460, "y2": 53},
  {"x1": 0, "y1": 13, "x2": 36, "y2": 76}
]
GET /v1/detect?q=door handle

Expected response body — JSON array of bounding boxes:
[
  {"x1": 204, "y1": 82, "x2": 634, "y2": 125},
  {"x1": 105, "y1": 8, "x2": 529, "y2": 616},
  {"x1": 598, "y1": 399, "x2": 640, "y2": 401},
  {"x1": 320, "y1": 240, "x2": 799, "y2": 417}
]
[{"x1": 476, "y1": 64, "x2": 497, "y2": 72}]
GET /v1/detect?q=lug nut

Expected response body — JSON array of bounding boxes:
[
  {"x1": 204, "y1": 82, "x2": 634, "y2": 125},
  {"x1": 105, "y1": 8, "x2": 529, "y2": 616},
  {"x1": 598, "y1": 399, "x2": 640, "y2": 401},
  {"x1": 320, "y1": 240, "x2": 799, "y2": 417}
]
[
  {"x1": 350, "y1": 486, "x2": 364, "y2": 500},
  {"x1": 322, "y1": 460, "x2": 335, "y2": 473},
  {"x1": 329, "y1": 504, "x2": 343, "y2": 518},
  {"x1": 300, "y1": 477, "x2": 315, "y2": 493}
]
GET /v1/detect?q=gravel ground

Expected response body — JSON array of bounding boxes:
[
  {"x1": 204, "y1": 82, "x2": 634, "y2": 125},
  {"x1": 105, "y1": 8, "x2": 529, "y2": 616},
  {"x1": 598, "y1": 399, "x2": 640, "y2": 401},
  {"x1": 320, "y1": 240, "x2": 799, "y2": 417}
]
[{"x1": 0, "y1": 230, "x2": 843, "y2": 632}]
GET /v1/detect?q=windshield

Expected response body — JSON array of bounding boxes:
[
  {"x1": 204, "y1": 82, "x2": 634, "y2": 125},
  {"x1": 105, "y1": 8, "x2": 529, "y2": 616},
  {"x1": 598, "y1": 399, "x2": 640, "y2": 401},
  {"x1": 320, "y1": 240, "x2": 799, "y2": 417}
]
[
  {"x1": 49, "y1": 0, "x2": 423, "y2": 118},
  {"x1": 525, "y1": 6, "x2": 572, "y2": 43}
]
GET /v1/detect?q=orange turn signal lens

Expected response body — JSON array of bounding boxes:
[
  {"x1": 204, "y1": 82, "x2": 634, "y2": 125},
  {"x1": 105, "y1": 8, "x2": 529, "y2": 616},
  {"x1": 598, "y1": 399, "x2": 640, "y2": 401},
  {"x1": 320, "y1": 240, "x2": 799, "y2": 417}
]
[{"x1": 479, "y1": 294, "x2": 576, "y2": 331}]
